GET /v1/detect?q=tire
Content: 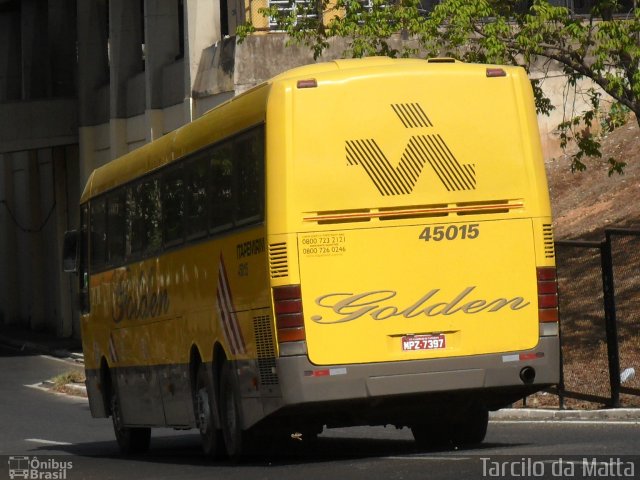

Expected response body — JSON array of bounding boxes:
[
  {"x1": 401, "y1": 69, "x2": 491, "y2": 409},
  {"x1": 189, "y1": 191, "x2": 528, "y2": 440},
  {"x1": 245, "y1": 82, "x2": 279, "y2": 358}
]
[
  {"x1": 110, "y1": 389, "x2": 151, "y2": 454},
  {"x1": 451, "y1": 406, "x2": 488, "y2": 446},
  {"x1": 411, "y1": 422, "x2": 452, "y2": 450},
  {"x1": 194, "y1": 363, "x2": 224, "y2": 458},
  {"x1": 220, "y1": 362, "x2": 252, "y2": 461}
]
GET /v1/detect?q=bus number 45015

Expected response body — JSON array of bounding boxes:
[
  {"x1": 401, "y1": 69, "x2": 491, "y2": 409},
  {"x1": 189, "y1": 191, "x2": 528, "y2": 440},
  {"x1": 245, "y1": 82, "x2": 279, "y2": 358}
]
[{"x1": 419, "y1": 224, "x2": 480, "y2": 242}]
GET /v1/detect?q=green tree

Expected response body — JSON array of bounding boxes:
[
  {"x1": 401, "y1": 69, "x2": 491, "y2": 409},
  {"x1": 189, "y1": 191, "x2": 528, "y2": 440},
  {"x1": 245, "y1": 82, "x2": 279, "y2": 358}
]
[{"x1": 238, "y1": 0, "x2": 640, "y2": 174}]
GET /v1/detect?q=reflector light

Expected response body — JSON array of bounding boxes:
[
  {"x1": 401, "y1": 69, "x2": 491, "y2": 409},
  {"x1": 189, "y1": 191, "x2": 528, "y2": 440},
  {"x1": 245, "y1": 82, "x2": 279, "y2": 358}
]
[
  {"x1": 519, "y1": 352, "x2": 544, "y2": 361},
  {"x1": 297, "y1": 79, "x2": 318, "y2": 89},
  {"x1": 486, "y1": 68, "x2": 507, "y2": 77},
  {"x1": 304, "y1": 369, "x2": 330, "y2": 377}
]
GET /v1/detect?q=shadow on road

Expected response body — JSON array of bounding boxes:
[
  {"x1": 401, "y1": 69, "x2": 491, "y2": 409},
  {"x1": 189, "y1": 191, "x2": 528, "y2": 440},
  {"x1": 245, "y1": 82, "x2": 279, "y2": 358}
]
[{"x1": 32, "y1": 433, "x2": 526, "y2": 467}]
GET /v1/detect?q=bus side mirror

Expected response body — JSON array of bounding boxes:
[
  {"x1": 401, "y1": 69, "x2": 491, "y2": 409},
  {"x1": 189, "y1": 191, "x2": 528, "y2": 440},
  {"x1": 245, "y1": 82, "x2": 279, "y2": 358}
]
[{"x1": 62, "y1": 230, "x2": 79, "y2": 273}]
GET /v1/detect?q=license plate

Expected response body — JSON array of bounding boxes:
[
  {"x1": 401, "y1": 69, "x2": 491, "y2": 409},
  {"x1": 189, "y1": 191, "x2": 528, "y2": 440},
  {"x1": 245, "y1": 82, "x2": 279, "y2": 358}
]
[{"x1": 402, "y1": 334, "x2": 446, "y2": 351}]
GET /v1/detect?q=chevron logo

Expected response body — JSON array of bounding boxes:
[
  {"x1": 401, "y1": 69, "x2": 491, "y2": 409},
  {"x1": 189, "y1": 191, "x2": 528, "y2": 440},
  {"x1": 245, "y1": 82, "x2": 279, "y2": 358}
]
[{"x1": 346, "y1": 104, "x2": 476, "y2": 195}]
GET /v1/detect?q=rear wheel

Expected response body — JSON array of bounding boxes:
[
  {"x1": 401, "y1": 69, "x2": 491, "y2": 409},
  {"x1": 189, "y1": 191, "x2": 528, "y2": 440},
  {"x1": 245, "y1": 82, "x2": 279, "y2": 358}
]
[
  {"x1": 110, "y1": 389, "x2": 151, "y2": 454},
  {"x1": 220, "y1": 362, "x2": 253, "y2": 461},
  {"x1": 411, "y1": 422, "x2": 452, "y2": 450},
  {"x1": 451, "y1": 405, "x2": 488, "y2": 446},
  {"x1": 194, "y1": 363, "x2": 224, "y2": 458}
]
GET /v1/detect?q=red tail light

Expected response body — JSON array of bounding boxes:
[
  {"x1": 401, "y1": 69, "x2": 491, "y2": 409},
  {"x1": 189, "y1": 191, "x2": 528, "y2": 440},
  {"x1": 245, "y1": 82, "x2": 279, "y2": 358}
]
[
  {"x1": 537, "y1": 267, "x2": 559, "y2": 323},
  {"x1": 273, "y1": 285, "x2": 306, "y2": 343}
]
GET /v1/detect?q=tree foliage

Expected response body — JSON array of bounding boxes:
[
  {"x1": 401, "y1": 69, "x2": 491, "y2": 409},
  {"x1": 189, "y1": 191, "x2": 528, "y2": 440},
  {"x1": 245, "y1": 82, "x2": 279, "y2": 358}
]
[{"x1": 237, "y1": 0, "x2": 640, "y2": 174}]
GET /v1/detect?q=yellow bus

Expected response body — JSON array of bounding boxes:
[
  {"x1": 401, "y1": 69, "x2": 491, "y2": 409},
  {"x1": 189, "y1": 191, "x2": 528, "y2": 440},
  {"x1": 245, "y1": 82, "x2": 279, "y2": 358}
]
[{"x1": 64, "y1": 57, "x2": 559, "y2": 459}]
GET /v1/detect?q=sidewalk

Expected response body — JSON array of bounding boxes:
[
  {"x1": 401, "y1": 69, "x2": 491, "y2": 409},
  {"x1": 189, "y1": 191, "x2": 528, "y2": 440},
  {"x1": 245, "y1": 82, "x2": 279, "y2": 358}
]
[
  {"x1": 0, "y1": 325, "x2": 639, "y2": 421},
  {"x1": 0, "y1": 324, "x2": 83, "y2": 362}
]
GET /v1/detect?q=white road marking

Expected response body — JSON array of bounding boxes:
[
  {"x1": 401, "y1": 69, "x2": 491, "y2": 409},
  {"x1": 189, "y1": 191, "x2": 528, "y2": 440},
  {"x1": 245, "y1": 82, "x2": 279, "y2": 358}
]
[
  {"x1": 39, "y1": 354, "x2": 80, "y2": 365},
  {"x1": 24, "y1": 383, "x2": 50, "y2": 390},
  {"x1": 25, "y1": 438, "x2": 72, "y2": 446},
  {"x1": 384, "y1": 456, "x2": 470, "y2": 461}
]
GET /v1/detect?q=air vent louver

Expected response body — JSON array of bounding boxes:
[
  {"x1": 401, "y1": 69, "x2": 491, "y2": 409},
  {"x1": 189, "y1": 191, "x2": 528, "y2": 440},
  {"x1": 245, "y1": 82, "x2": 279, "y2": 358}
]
[
  {"x1": 543, "y1": 224, "x2": 555, "y2": 259},
  {"x1": 269, "y1": 242, "x2": 289, "y2": 279}
]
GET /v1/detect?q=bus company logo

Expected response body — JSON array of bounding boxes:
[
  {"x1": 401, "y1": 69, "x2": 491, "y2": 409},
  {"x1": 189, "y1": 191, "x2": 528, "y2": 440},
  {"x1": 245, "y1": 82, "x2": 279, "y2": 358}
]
[
  {"x1": 345, "y1": 103, "x2": 476, "y2": 195},
  {"x1": 112, "y1": 266, "x2": 170, "y2": 323},
  {"x1": 310, "y1": 288, "x2": 530, "y2": 324},
  {"x1": 8, "y1": 456, "x2": 73, "y2": 479}
]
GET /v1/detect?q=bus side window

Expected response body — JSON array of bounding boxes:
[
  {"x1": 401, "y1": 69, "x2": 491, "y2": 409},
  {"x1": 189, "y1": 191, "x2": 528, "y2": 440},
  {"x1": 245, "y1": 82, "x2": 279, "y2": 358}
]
[
  {"x1": 162, "y1": 164, "x2": 185, "y2": 247},
  {"x1": 235, "y1": 127, "x2": 264, "y2": 225},
  {"x1": 79, "y1": 204, "x2": 90, "y2": 314},
  {"x1": 90, "y1": 198, "x2": 107, "y2": 271},
  {"x1": 210, "y1": 142, "x2": 234, "y2": 232},
  {"x1": 142, "y1": 177, "x2": 162, "y2": 255},
  {"x1": 128, "y1": 178, "x2": 161, "y2": 258},
  {"x1": 185, "y1": 157, "x2": 209, "y2": 240},
  {"x1": 107, "y1": 191, "x2": 126, "y2": 265}
]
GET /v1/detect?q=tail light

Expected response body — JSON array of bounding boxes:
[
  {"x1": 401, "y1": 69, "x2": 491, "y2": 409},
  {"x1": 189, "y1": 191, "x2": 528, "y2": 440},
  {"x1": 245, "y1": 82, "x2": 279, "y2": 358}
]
[
  {"x1": 273, "y1": 285, "x2": 306, "y2": 343},
  {"x1": 537, "y1": 267, "x2": 559, "y2": 323}
]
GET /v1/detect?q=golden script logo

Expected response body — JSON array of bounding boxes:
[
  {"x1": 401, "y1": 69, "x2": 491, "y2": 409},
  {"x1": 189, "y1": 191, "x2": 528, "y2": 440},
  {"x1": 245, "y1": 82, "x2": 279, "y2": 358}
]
[{"x1": 310, "y1": 287, "x2": 530, "y2": 324}]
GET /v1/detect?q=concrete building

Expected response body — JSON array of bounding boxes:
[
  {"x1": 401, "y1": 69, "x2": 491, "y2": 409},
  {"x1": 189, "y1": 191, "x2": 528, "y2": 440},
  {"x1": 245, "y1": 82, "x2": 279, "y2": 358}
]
[
  {"x1": 0, "y1": 0, "x2": 328, "y2": 338},
  {"x1": 0, "y1": 0, "x2": 630, "y2": 338}
]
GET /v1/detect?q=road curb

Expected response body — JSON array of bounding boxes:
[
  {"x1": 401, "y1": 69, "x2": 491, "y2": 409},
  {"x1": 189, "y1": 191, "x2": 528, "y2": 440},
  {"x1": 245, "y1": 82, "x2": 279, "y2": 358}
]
[{"x1": 491, "y1": 408, "x2": 640, "y2": 422}]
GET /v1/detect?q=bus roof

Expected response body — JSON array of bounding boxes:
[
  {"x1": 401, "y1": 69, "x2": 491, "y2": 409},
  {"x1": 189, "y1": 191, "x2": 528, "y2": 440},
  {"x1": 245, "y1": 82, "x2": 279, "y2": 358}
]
[
  {"x1": 80, "y1": 82, "x2": 270, "y2": 202},
  {"x1": 81, "y1": 57, "x2": 518, "y2": 203}
]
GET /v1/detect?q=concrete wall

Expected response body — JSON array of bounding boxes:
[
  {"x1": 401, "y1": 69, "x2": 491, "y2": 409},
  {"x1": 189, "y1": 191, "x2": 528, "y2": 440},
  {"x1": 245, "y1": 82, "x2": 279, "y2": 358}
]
[
  {"x1": 0, "y1": 146, "x2": 79, "y2": 337},
  {"x1": 0, "y1": 0, "x2": 80, "y2": 337}
]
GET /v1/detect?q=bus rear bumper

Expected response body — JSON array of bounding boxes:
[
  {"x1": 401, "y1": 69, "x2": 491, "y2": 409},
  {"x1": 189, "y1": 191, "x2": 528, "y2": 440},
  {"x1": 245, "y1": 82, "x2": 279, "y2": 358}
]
[{"x1": 276, "y1": 336, "x2": 559, "y2": 408}]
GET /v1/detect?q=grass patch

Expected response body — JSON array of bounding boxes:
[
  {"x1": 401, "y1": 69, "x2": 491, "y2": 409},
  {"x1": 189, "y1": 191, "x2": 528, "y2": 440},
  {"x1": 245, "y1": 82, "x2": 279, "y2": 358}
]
[{"x1": 49, "y1": 370, "x2": 86, "y2": 397}]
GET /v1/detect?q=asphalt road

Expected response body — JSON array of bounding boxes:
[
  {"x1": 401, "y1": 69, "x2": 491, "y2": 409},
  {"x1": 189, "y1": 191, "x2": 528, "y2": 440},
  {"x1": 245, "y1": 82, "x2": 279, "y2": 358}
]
[{"x1": 1, "y1": 344, "x2": 638, "y2": 480}]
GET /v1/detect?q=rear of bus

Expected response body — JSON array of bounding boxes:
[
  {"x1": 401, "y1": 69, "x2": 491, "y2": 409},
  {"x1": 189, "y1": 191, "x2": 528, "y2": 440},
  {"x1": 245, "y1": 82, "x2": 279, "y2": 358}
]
[{"x1": 264, "y1": 58, "x2": 559, "y2": 436}]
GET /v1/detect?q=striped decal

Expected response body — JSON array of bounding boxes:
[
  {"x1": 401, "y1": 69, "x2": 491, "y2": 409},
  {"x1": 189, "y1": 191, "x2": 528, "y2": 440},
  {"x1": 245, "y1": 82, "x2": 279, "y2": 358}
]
[
  {"x1": 346, "y1": 139, "x2": 417, "y2": 195},
  {"x1": 392, "y1": 103, "x2": 433, "y2": 128},
  {"x1": 408, "y1": 135, "x2": 476, "y2": 191},
  {"x1": 108, "y1": 333, "x2": 119, "y2": 364},
  {"x1": 346, "y1": 135, "x2": 475, "y2": 195},
  {"x1": 347, "y1": 102, "x2": 476, "y2": 194},
  {"x1": 216, "y1": 255, "x2": 246, "y2": 355}
]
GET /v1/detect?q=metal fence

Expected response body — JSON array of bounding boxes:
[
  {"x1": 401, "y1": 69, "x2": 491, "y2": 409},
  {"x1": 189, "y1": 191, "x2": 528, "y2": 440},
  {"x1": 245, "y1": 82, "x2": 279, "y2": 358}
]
[{"x1": 552, "y1": 229, "x2": 640, "y2": 408}]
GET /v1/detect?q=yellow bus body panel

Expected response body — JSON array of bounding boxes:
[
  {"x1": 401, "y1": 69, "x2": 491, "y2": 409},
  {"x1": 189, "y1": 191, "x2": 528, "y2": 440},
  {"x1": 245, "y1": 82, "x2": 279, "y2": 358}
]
[
  {"x1": 265, "y1": 58, "x2": 553, "y2": 365},
  {"x1": 83, "y1": 226, "x2": 269, "y2": 370}
]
